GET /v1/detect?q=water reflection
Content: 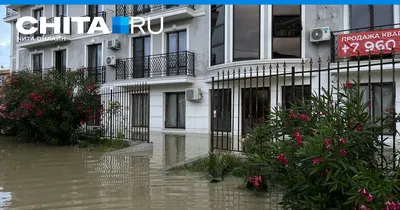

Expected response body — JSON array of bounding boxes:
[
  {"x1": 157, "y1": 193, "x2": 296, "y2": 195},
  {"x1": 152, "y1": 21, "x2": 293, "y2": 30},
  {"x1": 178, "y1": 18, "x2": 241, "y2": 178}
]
[
  {"x1": 0, "y1": 136, "x2": 280, "y2": 209},
  {"x1": 164, "y1": 134, "x2": 186, "y2": 167}
]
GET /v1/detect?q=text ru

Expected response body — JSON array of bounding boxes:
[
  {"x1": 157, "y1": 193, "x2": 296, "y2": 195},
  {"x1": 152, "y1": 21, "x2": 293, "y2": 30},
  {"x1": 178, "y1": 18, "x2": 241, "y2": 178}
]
[{"x1": 16, "y1": 16, "x2": 164, "y2": 35}]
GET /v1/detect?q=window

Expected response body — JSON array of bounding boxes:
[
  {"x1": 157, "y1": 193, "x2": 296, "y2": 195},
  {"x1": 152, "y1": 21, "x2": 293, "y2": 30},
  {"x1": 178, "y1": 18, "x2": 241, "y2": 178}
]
[
  {"x1": 242, "y1": 88, "x2": 270, "y2": 135},
  {"x1": 233, "y1": 5, "x2": 260, "y2": 61},
  {"x1": 132, "y1": 93, "x2": 149, "y2": 127},
  {"x1": 272, "y1": 5, "x2": 302, "y2": 59},
  {"x1": 210, "y1": 5, "x2": 225, "y2": 65},
  {"x1": 282, "y1": 85, "x2": 311, "y2": 109},
  {"x1": 165, "y1": 92, "x2": 186, "y2": 129},
  {"x1": 54, "y1": 50, "x2": 66, "y2": 76},
  {"x1": 132, "y1": 36, "x2": 151, "y2": 78},
  {"x1": 87, "y1": 95, "x2": 102, "y2": 126},
  {"x1": 32, "y1": 53, "x2": 43, "y2": 74},
  {"x1": 87, "y1": 44, "x2": 102, "y2": 81},
  {"x1": 350, "y1": 5, "x2": 393, "y2": 29},
  {"x1": 55, "y1": 5, "x2": 66, "y2": 17},
  {"x1": 32, "y1": 8, "x2": 43, "y2": 37},
  {"x1": 212, "y1": 89, "x2": 231, "y2": 132},
  {"x1": 167, "y1": 30, "x2": 187, "y2": 75},
  {"x1": 359, "y1": 83, "x2": 394, "y2": 134}
]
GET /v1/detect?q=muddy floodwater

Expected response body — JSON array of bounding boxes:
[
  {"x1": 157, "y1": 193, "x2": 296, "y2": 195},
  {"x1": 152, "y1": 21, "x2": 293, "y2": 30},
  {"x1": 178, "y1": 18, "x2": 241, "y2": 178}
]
[{"x1": 0, "y1": 134, "x2": 281, "y2": 210}]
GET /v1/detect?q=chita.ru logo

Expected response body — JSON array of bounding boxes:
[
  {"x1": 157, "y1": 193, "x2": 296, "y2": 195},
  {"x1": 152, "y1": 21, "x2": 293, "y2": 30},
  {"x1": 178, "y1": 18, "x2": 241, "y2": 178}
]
[{"x1": 16, "y1": 16, "x2": 164, "y2": 35}]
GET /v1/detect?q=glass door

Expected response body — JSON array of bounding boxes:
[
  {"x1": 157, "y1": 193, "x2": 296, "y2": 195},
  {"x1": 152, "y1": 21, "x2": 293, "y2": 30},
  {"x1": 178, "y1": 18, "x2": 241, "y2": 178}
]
[
  {"x1": 55, "y1": 50, "x2": 66, "y2": 76},
  {"x1": 132, "y1": 36, "x2": 151, "y2": 78},
  {"x1": 167, "y1": 30, "x2": 187, "y2": 75}
]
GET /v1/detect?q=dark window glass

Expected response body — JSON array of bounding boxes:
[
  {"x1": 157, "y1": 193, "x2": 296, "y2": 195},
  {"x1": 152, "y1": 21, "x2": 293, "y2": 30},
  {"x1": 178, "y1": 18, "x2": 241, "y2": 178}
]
[
  {"x1": 212, "y1": 89, "x2": 231, "y2": 132},
  {"x1": 132, "y1": 36, "x2": 151, "y2": 78},
  {"x1": 32, "y1": 54, "x2": 42, "y2": 74},
  {"x1": 272, "y1": 5, "x2": 302, "y2": 59},
  {"x1": 55, "y1": 5, "x2": 66, "y2": 16},
  {"x1": 350, "y1": 5, "x2": 393, "y2": 29},
  {"x1": 165, "y1": 92, "x2": 186, "y2": 128},
  {"x1": 167, "y1": 30, "x2": 187, "y2": 75},
  {"x1": 359, "y1": 83, "x2": 394, "y2": 134},
  {"x1": 241, "y1": 88, "x2": 270, "y2": 135},
  {"x1": 233, "y1": 5, "x2": 260, "y2": 61},
  {"x1": 211, "y1": 5, "x2": 225, "y2": 65},
  {"x1": 132, "y1": 93, "x2": 149, "y2": 127},
  {"x1": 282, "y1": 85, "x2": 311, "y2": 109}
]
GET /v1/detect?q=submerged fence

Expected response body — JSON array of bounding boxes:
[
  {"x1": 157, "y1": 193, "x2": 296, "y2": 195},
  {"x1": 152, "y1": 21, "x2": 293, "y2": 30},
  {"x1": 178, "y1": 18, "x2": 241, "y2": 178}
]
[
  {"x1": 83, "y1": 83, "x2": 150, "y2": 142},
  {"x1": 210, "y1": 53, "x2": 400, "y2": 159}
]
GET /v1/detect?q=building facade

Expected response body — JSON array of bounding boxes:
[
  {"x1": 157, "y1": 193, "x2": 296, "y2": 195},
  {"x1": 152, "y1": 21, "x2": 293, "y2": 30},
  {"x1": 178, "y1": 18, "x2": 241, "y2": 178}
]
[{"x1": 4, "y1": 5, "x2": 400, "y2": 149}]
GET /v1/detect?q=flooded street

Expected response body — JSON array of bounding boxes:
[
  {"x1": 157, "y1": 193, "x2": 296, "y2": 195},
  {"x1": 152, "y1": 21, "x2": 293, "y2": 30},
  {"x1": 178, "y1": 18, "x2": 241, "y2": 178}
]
[{"x1": 0, "y1": 134, "x2": 280, "y2": 210}]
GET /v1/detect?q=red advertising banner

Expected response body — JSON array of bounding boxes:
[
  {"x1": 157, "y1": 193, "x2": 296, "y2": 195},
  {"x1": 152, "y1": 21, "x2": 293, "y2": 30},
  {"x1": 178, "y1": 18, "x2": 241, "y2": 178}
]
[{"x1": 337, "y1": 28, "x2": 400, "y2": 57}]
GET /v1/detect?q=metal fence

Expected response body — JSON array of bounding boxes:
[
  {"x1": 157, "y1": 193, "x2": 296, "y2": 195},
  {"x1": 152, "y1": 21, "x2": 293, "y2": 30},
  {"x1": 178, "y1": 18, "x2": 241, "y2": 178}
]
[
  {"x1": 116, "y1": 51, "x2": 195, "y2": 80},
  {"x1": 84, "y1": 83, "x2": 150, "y2": 142},
  {"x1": 115, "y1": 5, "x2": 195, "y2": 17},
  {"x1": 210, "y1": 53, "x2": 400, "y2": 158}
]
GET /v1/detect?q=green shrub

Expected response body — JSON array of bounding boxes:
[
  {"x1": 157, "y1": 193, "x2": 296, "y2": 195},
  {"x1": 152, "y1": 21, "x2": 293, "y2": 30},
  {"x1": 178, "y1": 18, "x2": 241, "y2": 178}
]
[
  {"x1": 242, "y1": 81, "x2": 400, "y2": 209},
  {"x1": 0, "y1": 68, "x2": 102, "y2": 145}
]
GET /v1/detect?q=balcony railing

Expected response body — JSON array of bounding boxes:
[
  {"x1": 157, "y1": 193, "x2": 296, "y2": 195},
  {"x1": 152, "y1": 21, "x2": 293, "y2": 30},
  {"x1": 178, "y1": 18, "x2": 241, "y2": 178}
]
[
  {"x1": 116, "y1": 51, "x2": 195, "y2": 80},
  {"x1": 5, "y1": 8, "x2": 18, "y2": 18},
  {"x1": 115, "y1": 5, "x2": 195, "y2": 17},
  {"x1": 330, "y1": 23, "x2": 400, "y2": 62},
  {"x1": 87, "y1": 66, "x2": 106, "y2": 84},
  {"x1": 83, "y1": 11, "x2": 107, "y2": 33},
  {"x1": 18, "y1": 16, "x2": 71, "y2": 41}
]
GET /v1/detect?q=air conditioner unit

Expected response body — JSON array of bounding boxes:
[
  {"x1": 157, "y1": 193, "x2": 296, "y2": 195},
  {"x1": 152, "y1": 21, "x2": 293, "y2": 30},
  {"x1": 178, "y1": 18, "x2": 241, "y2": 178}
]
[
  {"x1": 106, "y1": 55, "x2": 117, "y2": 66},
  {"x1": 107, "y1": 39, "x2": 120, "y2": 50},
  {"x1": 310, "y1": 27, "x2": 331, "y2": 42},
  {"x1": 185, "y1": 88, "x2": 203, "y2": 101}
]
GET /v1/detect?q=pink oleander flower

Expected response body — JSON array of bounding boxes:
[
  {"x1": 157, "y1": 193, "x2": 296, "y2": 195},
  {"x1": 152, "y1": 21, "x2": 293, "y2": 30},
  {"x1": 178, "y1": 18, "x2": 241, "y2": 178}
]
[
  {"x1": 367, "y1": 194, "x2": 374, "y2": 202},
  {"x1": 312, "y1": 157, "x2": 320, "y2": 165},
  {"x1": 339, "y1": 137, "x2": 346, "y2": 144}
]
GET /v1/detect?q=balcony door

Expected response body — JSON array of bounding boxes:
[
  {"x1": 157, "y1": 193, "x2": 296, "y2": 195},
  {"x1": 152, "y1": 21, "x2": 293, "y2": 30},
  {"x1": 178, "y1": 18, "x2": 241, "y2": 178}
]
[
  {"x1": 132, "y1": 36, "x2": 150, "y2": 78},
  {"x1": 32, "y1": 9, "x2": 43, "y2": 37},
  {"x1": 32, "y1": 53, "x2": 43, "y2": 74},
  {"x1": 54, "y1": 50, "x2": 66, "y2": 76},
  {"x1": 167, "y1": 30, "x2": 187, "y2": 76},
  {"x1": 87, "y1": 5, "x2": 100, "y2": 16},
  {"x1": 87, "y1": 44, "x2": 102, "y2": 83}
]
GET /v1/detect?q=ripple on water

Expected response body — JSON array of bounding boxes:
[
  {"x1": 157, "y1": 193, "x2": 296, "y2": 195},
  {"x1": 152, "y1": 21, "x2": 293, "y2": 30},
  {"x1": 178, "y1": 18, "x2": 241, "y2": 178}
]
[{"x1": 0, "y1": 136, "x2": 281, "y2": 210}]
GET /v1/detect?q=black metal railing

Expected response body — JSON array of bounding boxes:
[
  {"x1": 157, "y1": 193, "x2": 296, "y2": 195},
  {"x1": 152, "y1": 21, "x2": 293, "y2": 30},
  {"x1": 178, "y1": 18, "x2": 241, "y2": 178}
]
[
  {"x1": 211, "y1": 53, "x2": 400, "y2": 166},
  {"x1": 330, "y1": 23, "x2": 400, "y2": 62},
  {"x1": 18, "y1": 16, "x2": 71, "y2": 42},
  {"x1": 115, "y1": 5, "x2": 195, "y2": 16},
  {"x1": 116, "y1": 51, "x2": 195, "y2": 80},
  {"x1": 87, "y1": 66, "x2": 106, "y2": 84},
  {"x1": 5, "y1": 8, "x2": 18, "y2": 18},
  {"x1": 83, "y1": 11, "x2": 107, "y2": 33},
  {"x1": 83, "y1": 84, "x2": 150, "y2": 142}
]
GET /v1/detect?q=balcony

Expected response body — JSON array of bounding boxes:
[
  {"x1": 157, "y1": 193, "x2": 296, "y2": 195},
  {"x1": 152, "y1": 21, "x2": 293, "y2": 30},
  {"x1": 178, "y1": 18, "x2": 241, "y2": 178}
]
[
  {"x1": 4, "y1": 8, "x2": 18, "y2": 22},
  {"x1": 115, "y1": 5, "x2": 196, "y2": 24},
  {"x1": 87, "y1": 66, "x2": 106, "y2": 84},
  {"x1": 17, "y1": 17, "x2": 71, "y2": 48},
  {"x1": 331, "y1": 23, "x2": 400, "y2": 62},
  {"x1": 83, "y1": 11, "x2": 107, "y2": 33},
  {"x1": 115, "y1": 51, "x2": 195, "y2": 84}
]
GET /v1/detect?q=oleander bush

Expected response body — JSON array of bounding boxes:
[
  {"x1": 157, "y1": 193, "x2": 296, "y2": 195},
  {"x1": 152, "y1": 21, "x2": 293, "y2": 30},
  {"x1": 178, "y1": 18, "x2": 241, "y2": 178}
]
[
  {"x1": 0, "y1": 68, "x2": 103, "y2": 145},
  {"x1": 241, "y1": 80, "x2": 400, "y2": 209}
]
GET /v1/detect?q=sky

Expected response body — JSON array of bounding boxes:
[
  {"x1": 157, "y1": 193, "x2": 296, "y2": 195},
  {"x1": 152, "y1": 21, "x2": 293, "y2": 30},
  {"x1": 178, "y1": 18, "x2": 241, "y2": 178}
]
[{"x1": 0, "y1": 5, "x2": 10, "y2": 69}]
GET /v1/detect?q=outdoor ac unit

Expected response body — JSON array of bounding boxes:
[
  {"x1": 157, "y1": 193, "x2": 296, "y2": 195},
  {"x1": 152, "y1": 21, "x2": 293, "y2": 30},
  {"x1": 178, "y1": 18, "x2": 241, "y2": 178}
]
[
  {"x1": 107, "y1": 39, "x2": 120, "y2": 50},
  {"x1": 185, "y1": 88, "x2": 203, "y2": 101},
  {"x1": 310, "y1": 27, "x2": 331, "y2": 42},
  {"x1": 106, "y1": 55, "x2": 117, "y2": 66}
]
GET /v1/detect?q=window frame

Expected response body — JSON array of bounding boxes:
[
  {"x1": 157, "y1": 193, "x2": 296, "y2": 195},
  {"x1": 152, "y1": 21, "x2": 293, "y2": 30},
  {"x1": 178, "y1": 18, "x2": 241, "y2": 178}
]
[
  {"x1": 349, "y1": 5, "x2": 394, "y2": 29},
  {"x1": 232, "y1": 5, "x2": 261, "y2": 62},
  {"x1": 165, "y1": 92, "x2": 186, "y2": 129},
  {"x1": 210, "y1": 5, "x2": 225, "y2": 66},
  {"x1": 281, "y1": 85, "x2": 312, "y2": 109},
  {"x1": 131, "y1": 93, "x2": 149, "y2": 128},
  {"x1": 211, "y1": 88, "x2": 232, "y2": 132},
  {"x1": 271, "y1": 5, "x2": 302, "y2": 59}
]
